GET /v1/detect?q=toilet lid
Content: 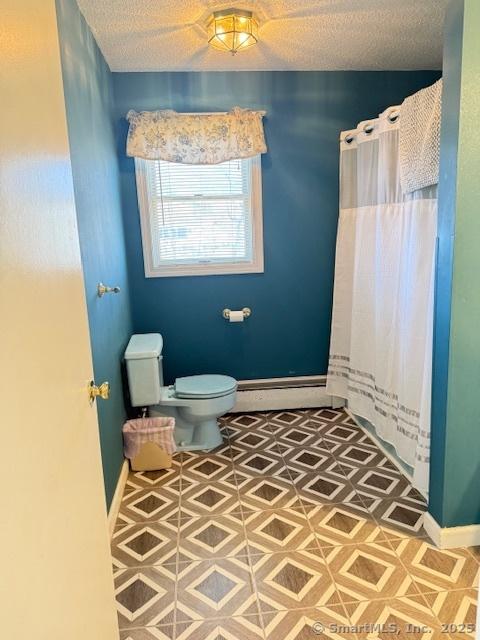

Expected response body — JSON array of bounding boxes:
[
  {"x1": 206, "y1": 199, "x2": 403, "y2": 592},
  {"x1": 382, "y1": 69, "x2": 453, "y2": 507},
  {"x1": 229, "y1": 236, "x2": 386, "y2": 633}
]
[{"x1": 174, "y1": 374, "x2": 237, "y2": 399}]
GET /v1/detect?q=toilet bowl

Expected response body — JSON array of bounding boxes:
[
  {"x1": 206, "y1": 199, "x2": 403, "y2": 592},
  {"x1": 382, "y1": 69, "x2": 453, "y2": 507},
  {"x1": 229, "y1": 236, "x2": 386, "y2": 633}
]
[{"x1": 124, "y1": 334, "x2": 237, "y2": 451}]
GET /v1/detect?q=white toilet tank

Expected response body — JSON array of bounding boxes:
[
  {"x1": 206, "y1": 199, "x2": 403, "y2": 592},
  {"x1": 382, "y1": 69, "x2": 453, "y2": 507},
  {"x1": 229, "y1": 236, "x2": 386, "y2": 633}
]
[{"x1": 125, "y1": 334, "x2": 164, "y2": 407}]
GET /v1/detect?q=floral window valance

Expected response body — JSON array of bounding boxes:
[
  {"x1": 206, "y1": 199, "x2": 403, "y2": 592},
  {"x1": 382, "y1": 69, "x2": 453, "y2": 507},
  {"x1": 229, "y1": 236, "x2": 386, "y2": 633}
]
[{"x1": 126, "y1": 107, "x2": 267, "y2": 165}]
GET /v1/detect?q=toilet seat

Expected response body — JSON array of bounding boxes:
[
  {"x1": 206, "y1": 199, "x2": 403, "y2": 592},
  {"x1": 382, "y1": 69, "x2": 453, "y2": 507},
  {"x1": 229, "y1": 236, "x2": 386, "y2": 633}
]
[{"x1": 174, "y1": 374, "x2": 237, "y2": 400}]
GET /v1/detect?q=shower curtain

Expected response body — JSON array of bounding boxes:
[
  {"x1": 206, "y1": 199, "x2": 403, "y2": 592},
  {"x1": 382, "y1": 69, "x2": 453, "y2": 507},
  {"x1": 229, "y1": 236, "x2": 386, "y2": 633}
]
[{"x1": 326, "y1": 107, "x2": 437, "y2": 496}]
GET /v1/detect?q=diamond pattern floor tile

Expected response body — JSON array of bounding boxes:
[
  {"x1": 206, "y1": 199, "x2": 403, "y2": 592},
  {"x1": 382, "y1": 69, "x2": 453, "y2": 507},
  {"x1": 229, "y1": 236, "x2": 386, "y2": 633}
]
[
  {"x1": 272, "y1": 425, "x2": 330, "y2": 451},
  {"x1": 261, "y1": 605, "x2": 353, "y2": 639},
  {"x1": 423, "y1": 589, "x2": 477, "y2": 638},
  {"x1": 281, "y1": 447, "x2": 341, "y2": 475},
  {"x1": 181, "y1": 453, "x2": 235, "y2": 483},
  {"x1": 230, "y1": 428, "x2": 275, "y2": 450},
  {"x1": 316, "y1": 420, "x2": 368, "y2": 445},
  {"x1": 119, "y1": 626, "x2": 174, "y2": 639},
  {"x1": 235, "y1": 449, "x2": 290, "y2": 478},
  {"x1": 347, "y1": 467, "x2": 415, "y2": 501},
  {"x1": 252, "y1": 549, "x2": 341, "y2": 612},
  {"x1": 324, "y1": 541, "x2": 417, "y2": 604},
  {"x1": 177, "y1": 513, "x2": 248, "y2": 561},
  {"x1": 230, "y1": 438, "x2": 282, "y2": 463},
  {"x1": 244, "y1": 508, "x2": 316, "y2": 553},
  {"x1": 175, "y1": 614, "x2": 264, "y2": 640},
  {"x1": 112, "y1": 522, "x2": 178, "y2": 569},
  {"x1": 120, "y1": 487, "x2": 181, "y2": 523},
  {"x1": 179, "y1": 480, "x2": 242, "y2": 517},
  {"x1": 308, "y1": 501, "x2": 387, "y2": 548},
  {"x1": 366, "y1": 496, "x2": 428, "y2": 538},
  {"x1": 225, "y1": 414, "x2": 272, "y2": 444},
  {"x1": 268, "y1": 411, "x2": 309, "y2": 428},
  {"x1": 390, "y1": 538, "x2": 480, "y2": 594},
  {"x1": 239, "y1": 475, "x2": 302, "y2": 511},
  {"x1": 227, "y1": 413, "x2": 270, "y2": 430},
  {"x1": 344, "y1": 595, "x2": 444, "y2": 639},
  {"x1": 127, "y1": 464, "x2": 181, "y2": 490},
  {"x1": 309, "y1": 408, "x2": 349, "y2": 423},
  {"x1": 294, "y1": 470, "x2": 360, "y2": 507},
  {"x1": 113, "y1": 408, "x2": 478, "y2": 639},
  {"x1": 114, "y1": 566, "x2": 176, "y2": 629},
  {"x1": 175, "y1": 557, "x2": 257, "y2": 620},
  {"x1": 330, "y1": 442, "x2": 391, "y2": 469}
]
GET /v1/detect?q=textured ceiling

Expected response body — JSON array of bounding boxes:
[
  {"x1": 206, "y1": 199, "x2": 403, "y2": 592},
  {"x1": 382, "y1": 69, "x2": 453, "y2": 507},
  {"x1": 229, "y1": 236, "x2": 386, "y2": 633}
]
[{"x1": 76, "y1": 0, "x2": 447, "y2": 72}]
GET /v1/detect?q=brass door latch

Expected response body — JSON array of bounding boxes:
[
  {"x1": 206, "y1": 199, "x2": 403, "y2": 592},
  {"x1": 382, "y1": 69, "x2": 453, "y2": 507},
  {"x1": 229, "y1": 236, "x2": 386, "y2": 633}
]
[
  {"x1": 89, "y1": 380, "x2": 110, "y2": 404},
  {"x1": 97, "y1": 283, "x2": 120, "y2": 297}
]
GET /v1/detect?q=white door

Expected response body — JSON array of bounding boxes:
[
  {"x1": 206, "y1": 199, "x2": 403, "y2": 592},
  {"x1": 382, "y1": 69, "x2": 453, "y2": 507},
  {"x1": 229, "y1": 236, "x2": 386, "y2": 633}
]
[{"x1": 0, "y1": 1, "x2": 119, "y2": 638}]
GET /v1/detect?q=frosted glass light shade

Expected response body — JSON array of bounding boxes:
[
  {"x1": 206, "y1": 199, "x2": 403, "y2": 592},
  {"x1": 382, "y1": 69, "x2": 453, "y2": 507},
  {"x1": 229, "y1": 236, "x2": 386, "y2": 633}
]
[{"x1": 207, "y1": 9, "x2": 258, "y2": 54}]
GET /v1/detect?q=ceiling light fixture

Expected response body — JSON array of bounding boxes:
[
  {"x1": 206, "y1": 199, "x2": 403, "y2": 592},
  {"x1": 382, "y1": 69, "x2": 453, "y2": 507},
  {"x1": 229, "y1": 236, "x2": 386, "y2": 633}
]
[{"x1": 207, "y1": 8, "x2": 259, "y2": 55}]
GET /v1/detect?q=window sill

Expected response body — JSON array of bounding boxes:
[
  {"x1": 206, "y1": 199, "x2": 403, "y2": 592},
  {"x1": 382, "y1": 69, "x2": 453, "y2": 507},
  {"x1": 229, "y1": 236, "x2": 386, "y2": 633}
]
[{"x1": 145, "y1": 260, "x2": 264, "y2": 278}]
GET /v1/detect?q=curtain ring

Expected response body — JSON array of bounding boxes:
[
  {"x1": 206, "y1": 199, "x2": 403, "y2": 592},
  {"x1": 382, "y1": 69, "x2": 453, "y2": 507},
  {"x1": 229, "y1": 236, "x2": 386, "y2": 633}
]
[
  {"x1": 388, "y1": 112, "x2": 399, "y2": 123},
  {"x1": 345, "y1": 134, "x2": 354, "y2": 144},
  {"x1": 363, "y1": 123, "x2": 374, "y2": 134}
]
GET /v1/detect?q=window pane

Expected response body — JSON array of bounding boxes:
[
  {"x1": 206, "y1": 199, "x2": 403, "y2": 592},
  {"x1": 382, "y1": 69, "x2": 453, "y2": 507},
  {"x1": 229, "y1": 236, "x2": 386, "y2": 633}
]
[
  {"x1": 154, "y1": 198, "x2": 250, "y2": 263},
  {"x1": 155, "y1": 159, "x2": 246, "y2": 198},
  {"x1": 147, "y1": 157, "x2": 253, "y2": 266}
]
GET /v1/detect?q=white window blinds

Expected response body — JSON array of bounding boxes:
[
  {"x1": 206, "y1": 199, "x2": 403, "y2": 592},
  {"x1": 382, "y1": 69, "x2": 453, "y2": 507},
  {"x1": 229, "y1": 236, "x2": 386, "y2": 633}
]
[{"x1": 135, "y1": 155, "x2": 264, "y2": 277}]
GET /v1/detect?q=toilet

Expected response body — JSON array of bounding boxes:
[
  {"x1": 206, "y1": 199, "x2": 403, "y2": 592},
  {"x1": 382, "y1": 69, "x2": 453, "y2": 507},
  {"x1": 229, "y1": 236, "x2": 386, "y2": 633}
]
[{"x1": 124, "y1": 333, "x2": 237, "y2": 451}]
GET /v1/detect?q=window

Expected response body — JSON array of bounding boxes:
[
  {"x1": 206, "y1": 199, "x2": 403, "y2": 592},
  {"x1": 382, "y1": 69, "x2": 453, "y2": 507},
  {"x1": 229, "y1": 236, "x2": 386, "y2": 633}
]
[{"x1": 135, "y1": 155, "x2": 264, "y2": 277}]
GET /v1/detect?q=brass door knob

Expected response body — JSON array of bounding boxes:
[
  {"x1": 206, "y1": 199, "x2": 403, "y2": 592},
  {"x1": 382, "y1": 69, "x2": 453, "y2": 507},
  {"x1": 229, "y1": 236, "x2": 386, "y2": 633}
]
[{"x1": 89, "y1": 380, "x2": 110, "y2": 404}]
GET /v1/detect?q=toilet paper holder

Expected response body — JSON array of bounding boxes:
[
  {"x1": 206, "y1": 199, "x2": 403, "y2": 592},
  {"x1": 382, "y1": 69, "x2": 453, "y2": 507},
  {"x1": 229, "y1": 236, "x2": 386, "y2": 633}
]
[{"x1": 222, "y1": 307, "x2": 252, "y2": 320}]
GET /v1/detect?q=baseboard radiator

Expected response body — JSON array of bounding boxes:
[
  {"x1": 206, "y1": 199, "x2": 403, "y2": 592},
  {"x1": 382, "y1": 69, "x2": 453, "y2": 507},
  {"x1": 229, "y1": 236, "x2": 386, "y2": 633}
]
[{"x1": 232, "y1": 375, "x2": 343, "y2": 413}]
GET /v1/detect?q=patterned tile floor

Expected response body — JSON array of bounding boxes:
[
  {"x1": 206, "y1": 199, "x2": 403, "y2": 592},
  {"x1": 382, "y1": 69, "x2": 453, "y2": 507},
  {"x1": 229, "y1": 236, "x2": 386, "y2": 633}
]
[{"x1": 112, "y1": 409, "x2": 479, "y2": 639}]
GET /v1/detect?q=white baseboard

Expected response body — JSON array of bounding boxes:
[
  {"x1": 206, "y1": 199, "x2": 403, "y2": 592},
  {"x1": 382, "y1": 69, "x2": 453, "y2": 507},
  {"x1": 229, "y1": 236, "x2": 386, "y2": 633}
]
[
  {"x1": 108, "y1": 459, "x2": 129, "y2": 537},
  {"x1": 232, "y1": 385, "x2": 334, "y2": 413},
  {"x1": 423, "y1": 512, "x2": 480, "y2": 549}
]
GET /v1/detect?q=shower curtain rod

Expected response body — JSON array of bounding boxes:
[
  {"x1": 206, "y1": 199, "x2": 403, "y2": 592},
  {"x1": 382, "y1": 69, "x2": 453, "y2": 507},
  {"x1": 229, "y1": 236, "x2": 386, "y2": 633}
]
[{"x1": 341, "y1": 108, "x2": 400, "y2": 143}]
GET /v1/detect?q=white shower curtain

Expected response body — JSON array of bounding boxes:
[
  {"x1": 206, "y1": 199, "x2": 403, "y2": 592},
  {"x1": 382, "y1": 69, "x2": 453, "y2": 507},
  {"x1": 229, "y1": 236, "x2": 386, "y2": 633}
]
[{"x1": 326, "y1": 108, "x2": 437, "y2": 496}]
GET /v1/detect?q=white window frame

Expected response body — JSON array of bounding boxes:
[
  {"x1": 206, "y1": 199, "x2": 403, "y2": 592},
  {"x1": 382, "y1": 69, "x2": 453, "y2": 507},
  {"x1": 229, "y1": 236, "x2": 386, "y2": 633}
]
[{"x1": 134, "y1": 155, "x2": 264, "y2": 278}]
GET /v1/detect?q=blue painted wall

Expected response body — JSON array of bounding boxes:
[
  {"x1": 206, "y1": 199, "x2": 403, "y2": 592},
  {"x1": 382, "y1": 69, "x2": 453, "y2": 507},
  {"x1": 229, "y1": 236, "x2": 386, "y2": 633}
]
[
  {"x1": 430, "y1": 0, "x2": 480, "y2": 528},
  {"x1": 429, "y1": 0, "x2": 464, "y2": 527},
  {"x1": 56, "y1": 0, "x2": 133, "y2": 508},
  {"x1": 113, "y1": 71, "x2": 440, "y2": 384}
]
